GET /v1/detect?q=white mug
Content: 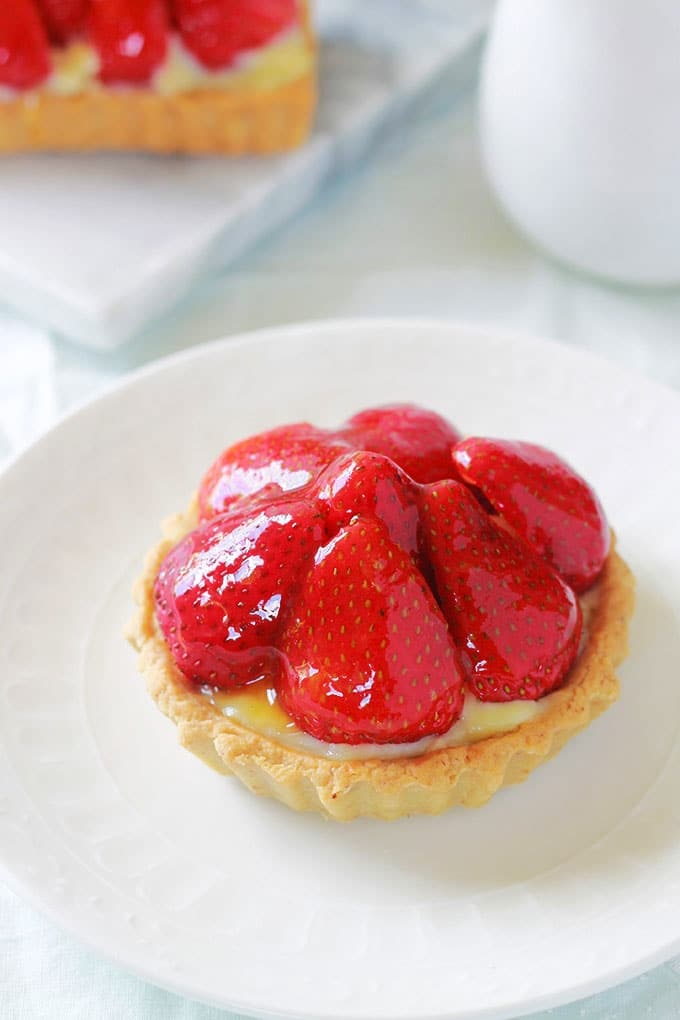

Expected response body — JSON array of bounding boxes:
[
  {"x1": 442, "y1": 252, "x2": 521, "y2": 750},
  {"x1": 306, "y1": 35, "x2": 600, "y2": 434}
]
[{"x1": 480, "y1": 0, "x2": 680, "y2": 286}]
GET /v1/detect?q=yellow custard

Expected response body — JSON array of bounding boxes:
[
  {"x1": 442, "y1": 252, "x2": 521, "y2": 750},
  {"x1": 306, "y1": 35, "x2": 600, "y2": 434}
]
[
  {"x1": 22, "y1": 27, "x2": 311, "y2": 98},
  {"x1": 201, "y1": 682, "x2": 548, "y2": 761},
  {"x1": 155, "y1": 29, "x2": 311, "y2": 95}
]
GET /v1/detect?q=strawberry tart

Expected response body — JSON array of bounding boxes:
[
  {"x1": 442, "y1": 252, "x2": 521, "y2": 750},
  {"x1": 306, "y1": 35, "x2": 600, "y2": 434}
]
[
  {"x1": 0, "y1": 1, "x2": 315, "y2": 153},
  {"x1": 128, "y1": 405, "x2": 635, "y2": 820}
]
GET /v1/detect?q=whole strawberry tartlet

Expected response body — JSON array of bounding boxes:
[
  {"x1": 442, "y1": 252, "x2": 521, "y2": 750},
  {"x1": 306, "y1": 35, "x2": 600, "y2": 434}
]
[
  {"x1": 0, "y1": 1, "x2": 315, "y2": 153},
  {"x1": 128, "y1": 404, "x2": 635, "y2": 820}
]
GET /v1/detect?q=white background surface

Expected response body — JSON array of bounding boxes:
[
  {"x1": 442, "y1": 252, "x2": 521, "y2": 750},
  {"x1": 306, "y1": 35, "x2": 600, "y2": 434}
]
[{"x1": 3, "y1": 43, "x2": 680, "y2": 1020}]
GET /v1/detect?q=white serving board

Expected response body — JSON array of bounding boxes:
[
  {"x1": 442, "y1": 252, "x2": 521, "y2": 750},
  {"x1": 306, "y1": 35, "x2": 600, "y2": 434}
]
[{"x1": 0, "y1": 0, "x2": 490, "y2": 350}]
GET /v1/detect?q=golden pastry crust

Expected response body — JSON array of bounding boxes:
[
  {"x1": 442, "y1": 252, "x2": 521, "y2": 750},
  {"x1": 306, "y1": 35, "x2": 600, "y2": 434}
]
[
  {"x1": 128, "y1": 501, "x2": 635, "y2": 821},
  {"x1": 0, "y1": 75, "x2": 315, "y2": 154},
  {"x1": 0, "y1": 6, "x2": 315, "y2": 154}
]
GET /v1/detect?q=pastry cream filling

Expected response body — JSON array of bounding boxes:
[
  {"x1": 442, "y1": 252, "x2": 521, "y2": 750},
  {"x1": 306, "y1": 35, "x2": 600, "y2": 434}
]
[
  {"x1": 201, "y1": 684, "x2": 549, "y2": 761},
  {"x1": 199, "y1": 588, "x2": 599, "y2": 761},
  {"x1": 3, "y1": 26, "x2": 310, "y2": 99}
]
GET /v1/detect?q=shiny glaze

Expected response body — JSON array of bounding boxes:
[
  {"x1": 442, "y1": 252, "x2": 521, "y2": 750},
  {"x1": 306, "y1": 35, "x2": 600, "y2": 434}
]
[
  {"x1": 340, "y1": 404, "x2": 462, "y2": 484},
  {"x1": 419, "y1": 478, "x2": 583, "y2": 702},
  {"x1": 314, "y1": 450, "x2": 424, "y2": 566},
  {"x1": 199, "y1": 405, "x2": 462, "y2": 519},
  {"x1": 277, "y1": 515, "x2": 466, "y2": 744},
  {"x1": 453, "y1": 438, "x2": 610, "y2": 592},
  {"x1": 155, "y1": 494, "x2": 326, "y2": 687},
  {"x1": 157, "y1": 453, "x2": 426, "y2": 694},
  {"x1": 198, "y1": 423, "x2": 350, "y2": 519}
]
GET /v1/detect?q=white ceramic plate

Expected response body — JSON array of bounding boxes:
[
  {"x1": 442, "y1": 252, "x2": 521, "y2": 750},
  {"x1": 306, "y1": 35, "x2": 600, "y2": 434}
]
[{"x1": 1, "y1": 319, "x2": 680, "y2": 1020}]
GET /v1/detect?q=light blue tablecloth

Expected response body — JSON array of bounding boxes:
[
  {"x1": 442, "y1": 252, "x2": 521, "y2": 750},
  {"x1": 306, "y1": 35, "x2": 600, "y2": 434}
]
[
  {"x1": 3, "y1": 875, "x2": 680, "y2": 1019},
  {"x1": 2, "y1": 48, "x2": 680, "y2": 1020}
]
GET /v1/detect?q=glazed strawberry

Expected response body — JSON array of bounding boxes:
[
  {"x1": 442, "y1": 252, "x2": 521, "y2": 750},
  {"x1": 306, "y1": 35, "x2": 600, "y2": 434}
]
[
  {"x1": 0, "y1": 2, "x2": 51, "y2": 89},
  {"x1": 453, "y1": 438, "x2": 609, "y2": 592},
  {"x1": 154, "y1": 495, "x2": 326, "y2": 688},
  {"x1": 200, "y1": 404, "x2": 461, "y2": 520},
  {"x1": 278, "y1": 517, "x2": 465, "y2": 744},
  {"x1": 313, "y1": 451, "x2": 426, "y2": 570},
  {"x1": 419, "y1": 479, "x2": 582, "y2": 702},
  {"x1": 36, "y1": 0, "x2": 89, "y2": 43},
  {"x1": 198, "y1": 423, "x2": 351, "y2": 520},
  {"x1": 340, "y1": 404, "x2": 462, "y2": 484},
  {"x1": 89, "y1": 0, "x2": 168, "y2": 84},
  {"x1": 173, "y1": 0, "x2": 298, "y2": 71}
]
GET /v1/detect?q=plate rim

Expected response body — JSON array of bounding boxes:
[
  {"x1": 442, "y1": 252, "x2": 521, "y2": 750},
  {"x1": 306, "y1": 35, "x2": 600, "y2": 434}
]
[
  {"x1": 2, "y1": 316, "x2": 680, "y2": 1020},
  {"x1": 2, "y1": 313, "x2": 680, "y2": 488}
]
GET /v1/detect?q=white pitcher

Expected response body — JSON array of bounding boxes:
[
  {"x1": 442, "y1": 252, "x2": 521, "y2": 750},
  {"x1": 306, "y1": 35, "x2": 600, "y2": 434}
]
[{"x1": 480, "y1": 0, "x2": 680, "y2": 286}]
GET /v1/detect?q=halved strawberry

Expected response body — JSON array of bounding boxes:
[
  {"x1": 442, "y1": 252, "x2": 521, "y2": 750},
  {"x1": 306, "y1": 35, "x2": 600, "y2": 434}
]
[
  {"x1": 453, "y1": 438, "x2": 610, "y2": 592},
  {"x1": 0, "y1": 2, "x2": 51, "y2": 89},
  {"x1": 341, "y1": 404, "x2": 462, "y2": 484},
  {"x1": 199, "y1": 404, "x2": 461, "y2": 521},
  {"x1": 36, "y1": 0, "x2": 89, "y2": 44},
  {"x1": 154, "y1": 494, "x2": 327, "y2": 688},
  {"x1": 198, "y1": 423, "x2": 352, "y2": 520},
  {"x1": 313, "y1": 451, "x2": 426, "y2": 570},
  {"x1": 172, "y1": 0, "x2": 298, "y2": 71},
  {"x1": 419, "y1": 479, "x2": 582, "y2": 702},
  {"x1": 89, "y1": 0, "x2": 168, "y2": 84},
  {"x1": 278, "y1": 517, "x2": 465, "y2": 743}
]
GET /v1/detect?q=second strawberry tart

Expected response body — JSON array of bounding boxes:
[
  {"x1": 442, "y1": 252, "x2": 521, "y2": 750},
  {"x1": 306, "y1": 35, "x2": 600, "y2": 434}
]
[{"x1": 0, "y1": 1, "x2": 316, "y2": 153}]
